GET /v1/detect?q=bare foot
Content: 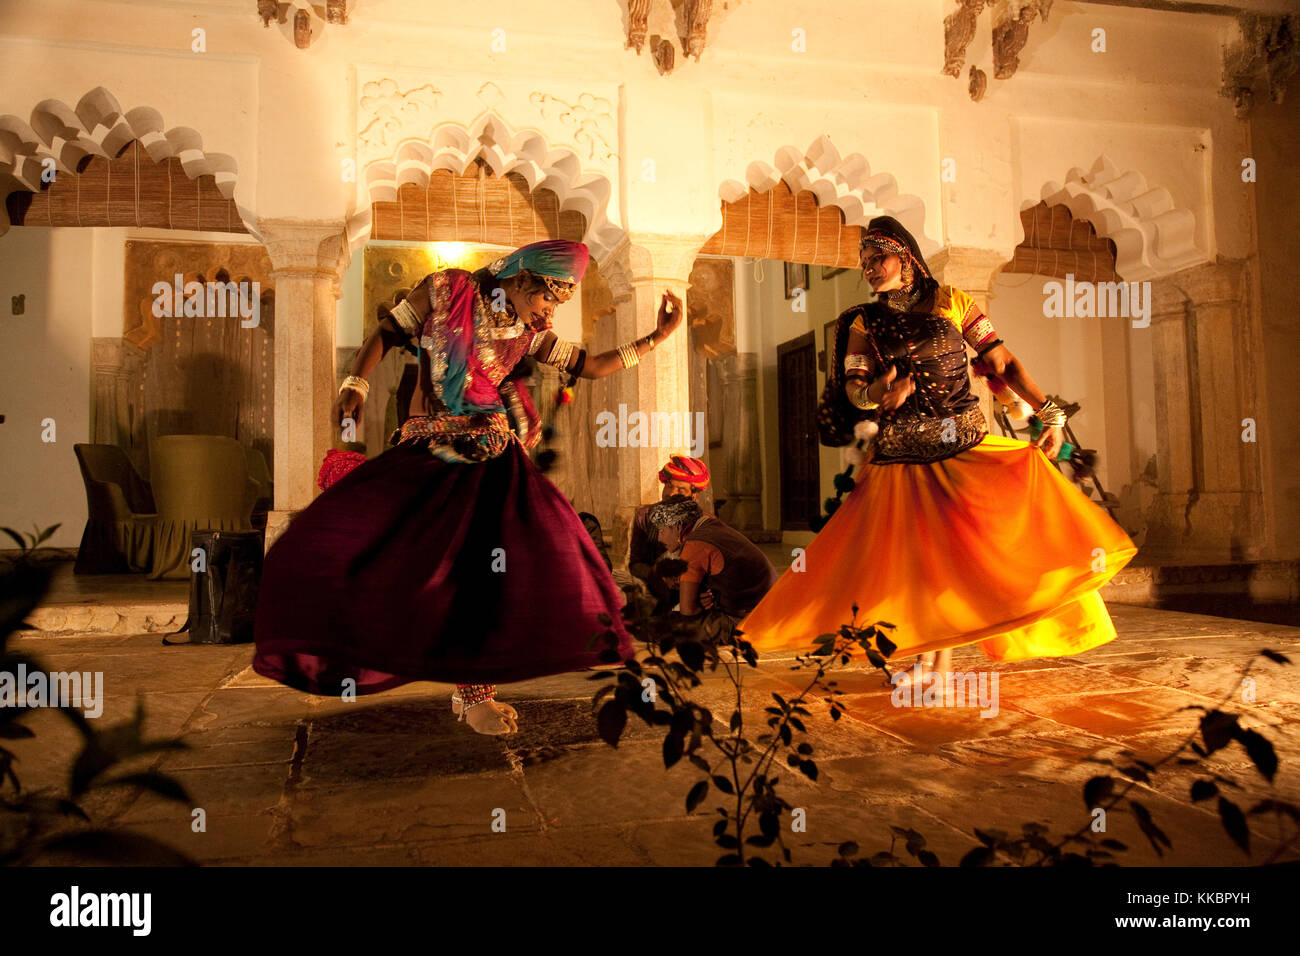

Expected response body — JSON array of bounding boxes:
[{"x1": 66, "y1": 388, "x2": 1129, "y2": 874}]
[
  {"x1": 890, "y1": 660, "x2": 933, "y2": 690},
  {"x1": 464, "y1": 700, "x2": 519, "y2": 735}
]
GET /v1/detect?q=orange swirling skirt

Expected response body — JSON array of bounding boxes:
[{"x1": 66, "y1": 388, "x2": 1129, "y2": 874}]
[{"x1": 739, "y1": 435, "x2": 1138, "y2": 661}]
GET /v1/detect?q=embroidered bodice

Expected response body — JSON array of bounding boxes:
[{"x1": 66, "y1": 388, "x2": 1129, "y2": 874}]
[{"x1": 845, "y1": 285, "x2": 1002, "y2": 464}]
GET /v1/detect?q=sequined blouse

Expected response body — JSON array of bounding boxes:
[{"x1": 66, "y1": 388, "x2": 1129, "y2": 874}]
[
  {"x1": 385, "y1": 268, "x2": 587, "y2": 462},
  {"x1": 845, "y1": 286, "x2": 1002, "y2": 464}
]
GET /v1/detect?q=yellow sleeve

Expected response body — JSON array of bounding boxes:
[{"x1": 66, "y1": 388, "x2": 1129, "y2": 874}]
[{"x1": 944, "y1": 286, "x2": 999, "y2": 353}]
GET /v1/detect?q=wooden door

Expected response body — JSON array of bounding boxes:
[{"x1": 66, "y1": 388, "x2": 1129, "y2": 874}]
[{"x1": 777, "y1": 331, "x2": 818, "y2": 530}]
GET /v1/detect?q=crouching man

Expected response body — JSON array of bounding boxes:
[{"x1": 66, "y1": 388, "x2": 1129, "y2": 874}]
[{"x1": 646, "y1": 495, "x2": 777, "y2": 627}]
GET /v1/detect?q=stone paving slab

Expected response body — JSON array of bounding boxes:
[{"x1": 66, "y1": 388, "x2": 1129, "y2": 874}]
[{"x1": 5, "y1": 604, "x2": 1300, "y2": 866}]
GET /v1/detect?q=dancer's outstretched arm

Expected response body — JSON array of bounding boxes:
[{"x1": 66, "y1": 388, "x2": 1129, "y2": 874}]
[
  {"x1": 980, "y1": 343, "x2": 1064, "y2": 458},
  {"x1": 578, "y1": 290, "x2": 684, "y2": 379}
]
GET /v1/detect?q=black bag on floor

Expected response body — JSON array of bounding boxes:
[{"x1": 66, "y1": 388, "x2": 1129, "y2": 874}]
[{"x1": 163, "y1": 529, "x2": 264, "y2": 645}]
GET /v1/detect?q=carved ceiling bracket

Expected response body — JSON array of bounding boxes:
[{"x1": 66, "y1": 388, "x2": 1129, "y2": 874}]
[
  {"x1": 993, "y1": 0, "x2": 1053, "y2": 80},
  {"x1": 943, "y1": 0, "x2": 988, "y2": 78},
  {"x1": 625, "y1": 0, "x2": 722, "y2": 74},
  {"x1": 258, "y1": 1, "x2": 352, "y2": 50},
  {"x1": 943, "y1": 0, "x2": 1052, "y2": 101},
  {"x1": 1221, "y1": 13, "x2": 1296, "y2": 119}
]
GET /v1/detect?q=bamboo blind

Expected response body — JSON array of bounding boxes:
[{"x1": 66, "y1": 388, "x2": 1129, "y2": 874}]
[
  {"x1": 6, "y1": 141, "x2": 247, "y2": 234},
  {"x1": 698, "y1": 181, "x2": 864, "y2": 268},
  {"x1": 370, "y1": 166, "x2": 586, "y2": 244},
  {"x1": 1006, "y1": 201, "x2": 1119, "y2": 282}
]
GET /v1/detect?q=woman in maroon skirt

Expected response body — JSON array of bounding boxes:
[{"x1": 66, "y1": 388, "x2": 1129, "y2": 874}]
[{"x1": 253, "y1": 239, "x2": 683, "y2": 734}]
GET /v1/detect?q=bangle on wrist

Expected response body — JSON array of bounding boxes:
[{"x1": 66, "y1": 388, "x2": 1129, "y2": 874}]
[
  {"x1": 340, "y1": 375, "x2": 370, "y2": 401},
  {"x1": 616, "y1": 343, "x2": 640, "y2": 369},
  {"x1": 848, "y1": 381, "x2": 879, "y2": 411},
  {"x1": 1035, "y1": 398, "x2": 1067, "y2": 428}
]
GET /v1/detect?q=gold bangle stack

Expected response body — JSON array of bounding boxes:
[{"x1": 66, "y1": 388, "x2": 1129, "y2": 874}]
[
  {"x1": 1036, "y1": 398, "x2": 1067, "y2": 428},
  {"x1": 549, "y1": 339, "x2": 576, "y2": 371},
  {"x1": 340, "y1": 375, "x2": 370, "y2": 400},
  {"x1": 848, "y1": 381, "x2": 879, "y2": 411},
  {"x1": 616, "y1": 343, "x2": 640, "y2": 369}
]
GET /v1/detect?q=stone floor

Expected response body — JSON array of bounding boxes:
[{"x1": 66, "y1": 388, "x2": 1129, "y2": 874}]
[{"x1": 7, "y1": 599, "x2": 1300, "y2": 866}]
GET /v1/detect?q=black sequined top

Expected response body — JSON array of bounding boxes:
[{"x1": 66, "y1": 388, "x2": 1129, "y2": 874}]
[{"x1": 846, "y1": 285, "x2": 1003, "y2": 464}]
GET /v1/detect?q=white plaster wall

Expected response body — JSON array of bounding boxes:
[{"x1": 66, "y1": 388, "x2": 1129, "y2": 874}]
[
  {"x1": 90, "y1": 228, "x2": 127, "y2": 338},
  {"x1": 0, "y1": 227, "x2": 94, "y2": 549}
]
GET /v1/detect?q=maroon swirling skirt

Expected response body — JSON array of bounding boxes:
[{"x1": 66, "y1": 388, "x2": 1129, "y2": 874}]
[{"x1": 252, "y1": 437, "x2": 633, "y2": 693}]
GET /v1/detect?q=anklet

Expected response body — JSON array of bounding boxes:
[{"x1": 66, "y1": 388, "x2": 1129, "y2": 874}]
[{"x1": 454, "y1": 683, "x2": 497, "y2": 721}]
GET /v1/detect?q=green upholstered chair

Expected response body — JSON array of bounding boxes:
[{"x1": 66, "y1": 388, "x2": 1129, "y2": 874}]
[
  {"x1": 148, "y1": 435, "x2": 258, "y2": 580},
  {"x1": 244, "y1": 445, "x2": 274, "y2": 515},
  {"x1": 72, "y1": 443, "x2": 158, "y2": 574}
]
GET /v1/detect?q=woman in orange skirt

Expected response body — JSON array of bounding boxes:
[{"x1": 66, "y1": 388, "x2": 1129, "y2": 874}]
[{"x1": 739, "y1": 217, "x2": 1137, "y2": 678}]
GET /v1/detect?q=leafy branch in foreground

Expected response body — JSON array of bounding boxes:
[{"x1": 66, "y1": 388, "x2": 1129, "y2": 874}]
[
  {"x1": 588, "y1": 590, "x2": 896, "y2": 866},
  {"x1": 589, "y1": 583, "x2": 1297, "y2": 868},
  {"x1": 0, "y1": 524, "x2": 195, "y2": 865}
]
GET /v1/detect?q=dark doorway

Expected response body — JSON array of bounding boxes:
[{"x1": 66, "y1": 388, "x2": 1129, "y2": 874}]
[{"x1": 777, "y1": 330, "x2": 818, "y2": 530}]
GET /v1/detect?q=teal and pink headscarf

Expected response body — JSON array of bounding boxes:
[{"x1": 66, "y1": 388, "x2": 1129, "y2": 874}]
[{"x1": 488, "y1": 239, "x2": 590, "y2": 302}]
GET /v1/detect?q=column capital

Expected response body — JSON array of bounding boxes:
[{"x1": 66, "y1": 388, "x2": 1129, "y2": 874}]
[
  {"x1": 598, "y1": 232, "x2": 714, "y2": 300},
  {"x1": 929, "y1": 246, "x2": 1011, "y2": 295},
  {"x1": 1151, "y1": 257, "x2": 1249, "y2": 317},
  {"x1": 259, "y1": 219, "x2": 351, "y2": 284}
]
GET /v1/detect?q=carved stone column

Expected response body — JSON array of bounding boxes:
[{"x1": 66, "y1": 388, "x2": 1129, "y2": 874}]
[
  {"x1": 717, "y1": 351, "x2": 762, "y2": 530},
  {"x1": 597, "y1": 234, "x2": 710, "y2": 563},
  {"x1": 259, "y1": 220, "x2": 350, "y2": 550},
  {"x1": 1145, "y1": 259, "x2": 1264, "y2": 563},
  {"x1": 91, "y1": 337, "x2": 149, "y2": 470}
]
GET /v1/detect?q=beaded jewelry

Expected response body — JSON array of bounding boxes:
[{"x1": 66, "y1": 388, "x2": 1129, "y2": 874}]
[{"x1": 452, "y1": 683, "x2": 498, "y2": 721}]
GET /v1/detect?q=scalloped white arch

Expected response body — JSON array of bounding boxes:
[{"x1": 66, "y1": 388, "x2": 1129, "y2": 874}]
[
  {"x1": 0, "y1": 86, "x2": 256, "y2": 238},
  {"x1": 348, "y1": 111, "x2": 626, "y2": 261},
  {"x1": 1026, "y1": 154, "x2": 1209, "y2": 281},
  {"x1": 717, "y1": 134, "x2": 941, "y2": 258}
]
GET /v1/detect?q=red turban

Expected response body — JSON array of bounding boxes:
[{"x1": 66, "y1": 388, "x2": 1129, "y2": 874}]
[
  {"x1": 658, "y1": 455, "x2": 710, "y2": 489},
  {"x1": 317, "y1": 449, "x2": 368, "y2": 491}
]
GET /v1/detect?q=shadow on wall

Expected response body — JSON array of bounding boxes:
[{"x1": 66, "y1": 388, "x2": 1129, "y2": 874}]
[{"x1": 144, "y1": 351, "x2": 245, "y2": 469}]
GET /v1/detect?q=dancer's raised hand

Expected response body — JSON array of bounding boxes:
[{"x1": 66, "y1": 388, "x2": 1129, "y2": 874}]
[{"x1": 657, "y1": 290, "x2": 684, "y2": 338}]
